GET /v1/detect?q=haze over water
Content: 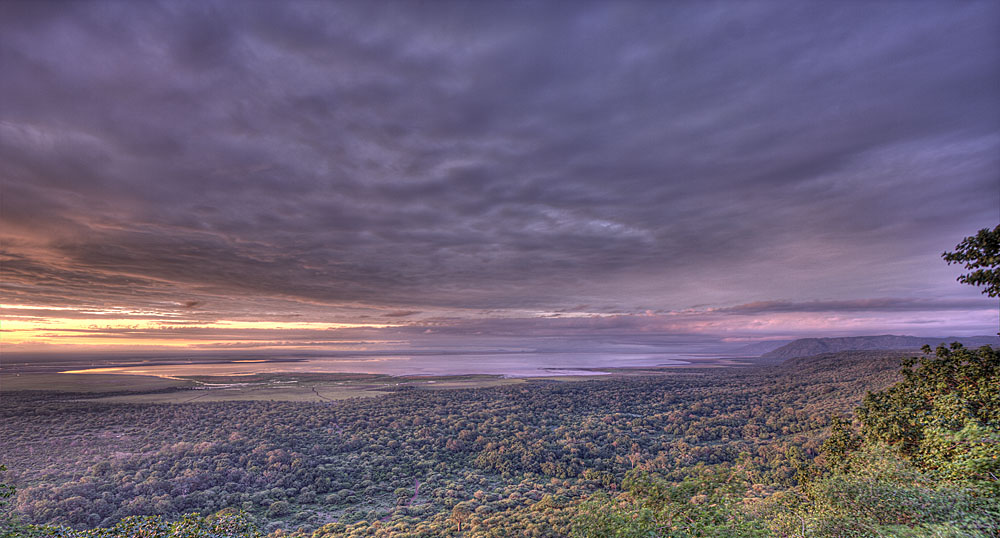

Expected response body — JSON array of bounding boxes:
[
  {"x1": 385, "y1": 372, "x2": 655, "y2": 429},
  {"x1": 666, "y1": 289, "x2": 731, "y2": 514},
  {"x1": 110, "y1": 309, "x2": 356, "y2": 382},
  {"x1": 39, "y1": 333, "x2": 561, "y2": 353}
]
[
  {"x1": 60, "y1": 352, "x2": 698, "y2": 378},
  {"x1": 4, "y1": 335, "x2": 741, "y2": 377}
]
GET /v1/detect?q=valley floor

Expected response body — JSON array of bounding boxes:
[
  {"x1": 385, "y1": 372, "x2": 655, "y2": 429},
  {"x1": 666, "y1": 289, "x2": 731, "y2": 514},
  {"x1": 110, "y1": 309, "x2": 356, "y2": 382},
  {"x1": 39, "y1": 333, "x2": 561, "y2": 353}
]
[{"x1": 3, "y1": 349, "x2": 995, "y2": 537}]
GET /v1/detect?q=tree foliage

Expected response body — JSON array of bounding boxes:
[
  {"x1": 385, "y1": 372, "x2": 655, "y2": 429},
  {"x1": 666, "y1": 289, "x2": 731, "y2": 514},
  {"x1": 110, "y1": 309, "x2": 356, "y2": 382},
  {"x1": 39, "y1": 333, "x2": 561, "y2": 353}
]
[
  {"x1": 816, "y1": 416, "x2": 861, "y2": 472},
  {"x1": 0, "y1": 465, "x2": 22, "y2": 538},
  {"x1": 943, "y1": 224, "x2": 1000, "y2": 297},
  {"x1": 766, "y1": 443, "x2": 1000, "y2": 537},
  {"x1": 48, "y1": 510, "x2": 262, "y2": 538},
  {"x1": 857, "y1": 343, "x2": 1000, "y2": 480},
  {"x1": 4, "y1": 359, "x2": 896, "y2": 536},
  {"x1": 572, "y1": 468, "x2": 771, "y2": 538}
]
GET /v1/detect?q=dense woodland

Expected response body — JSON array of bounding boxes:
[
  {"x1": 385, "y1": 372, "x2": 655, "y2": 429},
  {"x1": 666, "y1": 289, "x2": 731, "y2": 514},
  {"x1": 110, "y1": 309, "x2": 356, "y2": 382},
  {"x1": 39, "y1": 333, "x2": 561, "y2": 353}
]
[{"x1": 4, "y1": 344, "x2": 997, "y2": 537}]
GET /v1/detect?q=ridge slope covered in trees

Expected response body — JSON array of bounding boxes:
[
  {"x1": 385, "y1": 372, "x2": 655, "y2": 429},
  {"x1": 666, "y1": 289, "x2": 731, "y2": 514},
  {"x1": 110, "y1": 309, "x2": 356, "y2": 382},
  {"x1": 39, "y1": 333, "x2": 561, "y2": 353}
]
[{"x1": 761, "y1": 335, "x2": 998, "y2": 360}]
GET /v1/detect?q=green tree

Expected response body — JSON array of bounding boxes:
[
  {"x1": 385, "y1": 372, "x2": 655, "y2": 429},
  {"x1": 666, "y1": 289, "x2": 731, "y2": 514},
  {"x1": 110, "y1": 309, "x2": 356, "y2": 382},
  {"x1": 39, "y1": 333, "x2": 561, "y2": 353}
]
[
  {"x1": 266, "y1": 500, "x2": 291, "y2": 518},
  {"x1": 857, "y1": 343, "x2": 999, "y2": 481},
  {"x1": 817, "y1": 415, "x2": 861, "y2": 472},
  {"x1": 769, "y1": 343, "x2": 1000, "y2": 536},
  {"x1": 37, "y1": 511, "x2": 262, "y2": 538},
  {"x1": 787, "y1": 443, "x2": 1000, "y2": 537},
  {"x1": 573, "y1": 469, "x2": 771, "y2": 538},
  {"x1": 1, "y1": 467, "x2": 50, "y2": 538},
  {"x1": 943, "y1": 224, "x2": 1000, "y2": 297},
  {"x1": 0, "y1": 465, "x2": 17, "y2": 538},
  {"x1": 450, "y1": 501, "x2": 473, "y2": 533}
]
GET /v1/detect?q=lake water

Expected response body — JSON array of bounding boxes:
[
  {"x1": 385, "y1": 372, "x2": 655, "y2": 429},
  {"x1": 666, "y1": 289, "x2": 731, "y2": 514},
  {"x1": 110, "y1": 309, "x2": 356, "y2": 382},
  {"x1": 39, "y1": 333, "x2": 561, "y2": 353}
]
[{"x1": 60, "y1": 352, "x2": 702, "y2": 378}]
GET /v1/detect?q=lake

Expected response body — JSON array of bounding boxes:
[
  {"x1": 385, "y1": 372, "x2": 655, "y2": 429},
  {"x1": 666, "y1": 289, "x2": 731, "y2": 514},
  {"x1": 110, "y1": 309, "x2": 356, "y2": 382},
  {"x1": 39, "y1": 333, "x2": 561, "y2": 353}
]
[{"x1": 58, "y1": 351, "x2": 707, "y2": 378}]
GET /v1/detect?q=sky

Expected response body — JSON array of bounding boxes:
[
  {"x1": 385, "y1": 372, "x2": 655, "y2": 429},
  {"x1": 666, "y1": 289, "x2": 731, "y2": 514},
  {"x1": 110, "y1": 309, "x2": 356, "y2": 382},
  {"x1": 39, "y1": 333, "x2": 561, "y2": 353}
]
[{"x1": 1, "y1": 0, "x2": 998, "y2": 354}]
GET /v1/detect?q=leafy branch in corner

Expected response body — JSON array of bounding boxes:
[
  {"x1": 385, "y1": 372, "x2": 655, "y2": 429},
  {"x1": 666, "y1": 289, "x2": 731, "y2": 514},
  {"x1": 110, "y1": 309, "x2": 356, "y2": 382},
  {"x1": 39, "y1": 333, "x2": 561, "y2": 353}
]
[{"x1": 943, "y1": 224, "x2": 1000, "y2": 298}]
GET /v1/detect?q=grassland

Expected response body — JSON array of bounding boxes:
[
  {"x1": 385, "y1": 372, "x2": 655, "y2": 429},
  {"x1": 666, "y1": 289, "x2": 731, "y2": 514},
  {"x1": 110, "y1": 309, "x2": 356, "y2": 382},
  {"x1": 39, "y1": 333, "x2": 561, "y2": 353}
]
[
  {"x1": 0, "y1": 371, "x2": 541, "y2": 403},
  {"x1": 0, "y1": 373, "x2": 194, "y2": 393}
]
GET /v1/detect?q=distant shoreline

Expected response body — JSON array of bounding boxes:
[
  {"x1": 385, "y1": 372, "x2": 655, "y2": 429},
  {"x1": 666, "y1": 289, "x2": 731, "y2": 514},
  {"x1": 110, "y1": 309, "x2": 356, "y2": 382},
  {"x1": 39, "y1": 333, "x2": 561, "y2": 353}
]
[
  {"x1": 0, "y1": 355, "x2": 758, "y2": 403},
  {"x1": 0, "y1": 351, "x2": 745, "y2": 379}
]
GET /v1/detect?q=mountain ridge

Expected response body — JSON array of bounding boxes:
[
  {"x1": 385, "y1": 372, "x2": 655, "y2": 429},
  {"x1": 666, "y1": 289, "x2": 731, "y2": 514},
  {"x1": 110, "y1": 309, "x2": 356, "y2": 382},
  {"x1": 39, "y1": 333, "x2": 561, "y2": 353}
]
[{"x1": 761, "y1": 334, "x2": 998, "y2": 360}]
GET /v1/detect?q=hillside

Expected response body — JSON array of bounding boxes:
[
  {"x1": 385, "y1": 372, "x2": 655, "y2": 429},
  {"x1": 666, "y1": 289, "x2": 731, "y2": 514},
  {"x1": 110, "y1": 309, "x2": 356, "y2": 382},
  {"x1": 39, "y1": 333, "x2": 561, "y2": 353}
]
[
  {"x1": 761, "y1": 334, "x2": 998, "y2": 360},
  {"x1": 779, "y1": 349, "x2": 909, "y2": 377},
  {"x1": 728, "y1": 340, "x2": 793, "y2": 357}
]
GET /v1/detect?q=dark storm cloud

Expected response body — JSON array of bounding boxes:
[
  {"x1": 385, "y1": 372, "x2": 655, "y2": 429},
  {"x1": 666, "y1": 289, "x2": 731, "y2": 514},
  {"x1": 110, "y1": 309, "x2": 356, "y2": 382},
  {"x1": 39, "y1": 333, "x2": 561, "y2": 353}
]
[
  {"x1": 714, "y1": 298, "x2": 993, "y2": 314},
  {"x1": 384, "y1": 311, "x2": 421, "y2": 318},
  {"x1": 1, "y1": 0, "x2": 998, "y2": 333}
]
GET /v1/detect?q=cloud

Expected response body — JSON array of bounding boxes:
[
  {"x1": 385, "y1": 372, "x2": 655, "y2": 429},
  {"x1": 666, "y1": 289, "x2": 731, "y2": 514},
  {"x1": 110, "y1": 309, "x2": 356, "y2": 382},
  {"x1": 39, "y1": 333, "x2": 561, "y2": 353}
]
[
  {"x1": 1, "y1": 1, "x2": 997, "y2": 345},
  {"x1": 714, "y1": 298, "x2": 994, "y2": 314},
  {"x1": 384, "y1": 310, "x2": 421, "y2": 318}
]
